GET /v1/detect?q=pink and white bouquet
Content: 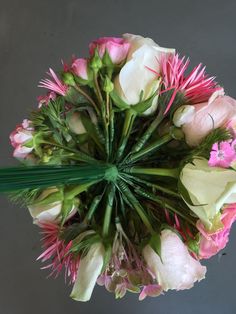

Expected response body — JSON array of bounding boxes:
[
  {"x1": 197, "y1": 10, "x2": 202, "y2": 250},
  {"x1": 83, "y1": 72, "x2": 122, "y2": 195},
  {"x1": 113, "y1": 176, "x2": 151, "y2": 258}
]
[{"x1": 1, "y1": 33, "x2": 236, "y2": 302}]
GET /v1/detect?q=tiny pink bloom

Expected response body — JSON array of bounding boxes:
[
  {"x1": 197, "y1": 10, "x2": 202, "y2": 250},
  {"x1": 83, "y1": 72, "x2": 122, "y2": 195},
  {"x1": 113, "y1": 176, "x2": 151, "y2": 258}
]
[
  {"x1": 38, "y1": 68, "x2": 68, "y2": 96},
  {"x1": 71, "y1": 58, "x2": 88, "y2": 80},
  {"x1": 198, "y1": 203, "x2": 236, "y2": 259},
  {"x1": 208, "y1": 141, "x2": 235, "y2": 168},
  {"x1": 139, "y1": 284, "x2": 162, "y2": 301},
  {"x1": 89, "y1": 37, "x2": 130, "y2": 64},
  {"x1": 37, "y1": 91, "x2": 56, "y2": 108}
]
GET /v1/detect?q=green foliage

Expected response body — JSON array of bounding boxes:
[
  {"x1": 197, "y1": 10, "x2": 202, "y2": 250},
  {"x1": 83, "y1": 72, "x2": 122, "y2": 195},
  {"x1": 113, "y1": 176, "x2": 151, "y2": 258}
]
[{"x1": 185, "y1": 127, "x2": 232, "y2": 163}]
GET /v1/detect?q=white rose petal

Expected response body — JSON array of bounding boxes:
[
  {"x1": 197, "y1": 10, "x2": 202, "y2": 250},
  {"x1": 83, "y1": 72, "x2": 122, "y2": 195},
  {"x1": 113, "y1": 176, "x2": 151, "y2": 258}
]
[
  {"x1": 70, "y1": 242, "x2": 105, "y2": 302},
  {"x1": 173, "y1": 105, "x2": 195, "y2": 127},
  {"x1": 115, "y1": 34, "x2": 175, "y2": 115},
  {"x1": 180, "y1": 158, "x2": 236, "y2": 228}
]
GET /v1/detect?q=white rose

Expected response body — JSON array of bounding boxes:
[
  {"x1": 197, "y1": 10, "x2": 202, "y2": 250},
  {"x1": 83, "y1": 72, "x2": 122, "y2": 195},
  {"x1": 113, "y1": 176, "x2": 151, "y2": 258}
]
[
  {"x1": 180, "y1": 158, "x2": 236, "y2": 229},
  {"x1": 70, "y1": 242, "x2": 105, "y2": 302},
  {"x1": 114, "y1": 34, "x2": 175, "y2": 115},
  {"x1": 28, "y1": 188, "x2": 76, "y2": 223},
  {"x1": 67, "y1": 109, "x2": 97, "y2": 135},
  {"x1": 143, "y1": 229, "x2": 206, "y2": 291}
]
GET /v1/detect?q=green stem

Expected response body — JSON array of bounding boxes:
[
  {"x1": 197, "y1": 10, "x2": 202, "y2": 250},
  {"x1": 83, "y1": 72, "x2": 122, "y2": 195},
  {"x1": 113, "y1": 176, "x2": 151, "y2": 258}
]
[
  {"x1": 125, "y1": 133, "x2": 172, "y2": 164},
  {"x1": 121, "y1": 173, "x2": 180, "y2": 198},
  {"x1": 134, "y1": 187, "x2": 196, "y2": 226},
  {"x1": 103, "y1": 184, "x2": 116, "y2": 237},
  {"x1": 93, "y1": 72, "x2": 103, "y2": 105},
  {"x1": 128, "y1": 166, "x2": 179, "y2": 178},
  {"x1": 43, "y1": 141, "x2": 98, "y2": 164},
  {"x1": 85, "y1": 195, "x2": 103, "y2": 221},
  {"x1": 131, "y1": 111, "x2": 164, "y2": 153},
  {"x1": 65, "y1": 180, "x2": 100, "y2": 199},
  {"x1": 116, "y1": 109, "x2": 137, "y2": 162},
  {"x1": 117, "y1": 179, "x2": 155, "y2": 234},
  {"x1": 74, "y1": 85, "x2": 99, "y2": 115}
]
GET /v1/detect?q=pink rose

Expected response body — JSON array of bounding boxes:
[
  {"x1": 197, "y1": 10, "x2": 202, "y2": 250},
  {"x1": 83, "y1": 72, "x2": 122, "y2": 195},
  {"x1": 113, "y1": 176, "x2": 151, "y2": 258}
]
[
  {"x1": 10, "y1": 119, "x2": 34, "y2": 159},
  {"x1": 198, "y1": 203, "x2": 236, "y2": 259},
  {"x1": 89, "y1": 37, "x2": 130, "y2": 65},
  {"x1": 173, "y1": 90, "x2": 236, "y2": 146},
  {"x1": 71, "y1": 58, "x2": 88, "y2": 80}
]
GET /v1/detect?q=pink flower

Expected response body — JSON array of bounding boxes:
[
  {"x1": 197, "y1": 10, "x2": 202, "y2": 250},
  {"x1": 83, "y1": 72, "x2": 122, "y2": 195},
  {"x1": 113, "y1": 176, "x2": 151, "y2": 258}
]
[
  {"x1": 10, "y1": 119, "x2": 34, "y2": 159},
  {"x1": 160, "y1": 54, "x2": 219, "y2": 114},
  {"x1": 37, "y1": 222, "x2": 80, "y2": 283},
  {"x1": 71, "y1": 58, "x2": 88, "y2": 80},
  {"x1": 198, "y1": 203, "x2": 236, "y2": 259},
  {"x1": 208, "y1": 141, "x2": 235, "y2": 168},
  {"x1": 39, "y1": 68, "x2": 68, "y2": 96},
  {"x1": 89, "y1": 37, "x2": 130, "y2": 64},
  {"x1": 139, "y1": 284, "x2": 162, "y2": 301},
  {"x1": 173, "y1": 91, "x2": 236, "y2": 146},
  {"x1": 37, "y1": 91, "x2": 56, "y2": 108}
]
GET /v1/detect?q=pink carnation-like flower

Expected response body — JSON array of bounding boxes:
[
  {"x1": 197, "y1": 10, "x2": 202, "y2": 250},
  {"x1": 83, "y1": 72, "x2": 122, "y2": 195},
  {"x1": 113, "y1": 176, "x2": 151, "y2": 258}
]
[
  {"x1": 89, "y1": 37, "x2": 130, "y2": 64},
  {"x1": 37, "y1": 222, "x2": 80, "y2": 283},
  {"x1": 198, "y1": 203, "x2": 236, "y2": 259},
  {"x1": 10, "y1": 119, "x2": 34, "y2": 159},
  {"x1": 71, "y1": 58, "x2": 89, "y2": 80},
  {"x1": 208, "y1": 141, "x2": 235, "y2": 168}
]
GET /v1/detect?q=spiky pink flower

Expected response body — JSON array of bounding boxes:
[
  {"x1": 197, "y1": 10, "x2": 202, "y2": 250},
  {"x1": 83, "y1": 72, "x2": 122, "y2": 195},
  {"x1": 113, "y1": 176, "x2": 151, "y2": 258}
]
[
  {"x1": 37, "y1": 222, "x2": 80, "y2": 284},
  {"x1": 158, "y1": 54, "x2": 219, "y2": 114},
  {"x1": 208, "y1": 141, "x2": 235, "y2": 168},
  {"x1": 38, "y1": 68, "x2": 68, "y2": 96}
]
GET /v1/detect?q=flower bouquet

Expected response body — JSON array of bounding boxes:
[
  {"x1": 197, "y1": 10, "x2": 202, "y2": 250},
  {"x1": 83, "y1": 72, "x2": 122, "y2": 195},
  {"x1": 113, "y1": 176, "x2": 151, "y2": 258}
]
[{"x1": 1, "y1": 34, "x2": 236, "y2": 302}]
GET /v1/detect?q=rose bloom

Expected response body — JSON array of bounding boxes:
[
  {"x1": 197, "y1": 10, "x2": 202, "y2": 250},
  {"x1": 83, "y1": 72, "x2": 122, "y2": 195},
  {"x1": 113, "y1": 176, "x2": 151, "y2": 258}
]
[
  {"x1": 89, "y1": 37, "x2": 130, "y2": 65},
  {"x1": 71, "y1": 58, "x2": 89, "y2": 80},
  {"x1": 71, "y1": 242, "x2": 105, "y2": 302},
  {"x1": 173, "y1": 90, "x2": 236, "y2": 146},
  {"x1": 198, "y1": 203, "x2": 236, "y2": 259},
  {"x1": 10, "y1": 119, "x2": 34, "y2": 159},
  {"x1": 180, "y1": 158, "x2": 236, "y2": 230},
  {"x1": 143, "y1": 229, "x2": 206, "y2": 291},
  {"x1": 28, "y1": 188, "x2": 77, "y2": 224},
  {"x1": 114, "y1": 33, "x2": 175, "y2": 115}
]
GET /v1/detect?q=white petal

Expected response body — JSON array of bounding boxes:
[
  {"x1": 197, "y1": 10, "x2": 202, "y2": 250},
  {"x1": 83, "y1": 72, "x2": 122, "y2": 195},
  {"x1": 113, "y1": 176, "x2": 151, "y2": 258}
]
[
  {"x1": 180, "y1": 158, "x2": 236, "y2": 228},
  {"x1": 173, "y1": 105, "x2": 195, "y2": 127},
  {"x1": 70, "y1": 242, "x2": 105, "y2": 301}
]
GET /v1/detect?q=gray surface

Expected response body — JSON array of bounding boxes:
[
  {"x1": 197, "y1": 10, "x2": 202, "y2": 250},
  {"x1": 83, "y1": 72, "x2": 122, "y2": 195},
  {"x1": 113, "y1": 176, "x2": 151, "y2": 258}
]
[{"x1": 0, "y1": 0, "x2": 236, "y2": 313}]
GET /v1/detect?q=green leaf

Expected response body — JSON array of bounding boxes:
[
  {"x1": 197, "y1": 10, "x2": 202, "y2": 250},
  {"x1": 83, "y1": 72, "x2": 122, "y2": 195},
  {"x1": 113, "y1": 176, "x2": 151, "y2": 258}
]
[
  {"x1": 132, "y1": 93, "x2": 156, "y2": 114},
  {"x1": 110, "y1": 90, "x2": 129, "y2": 110},
  {"x1": 149, "y1": 233, "x2": 162, "y2": 260}
]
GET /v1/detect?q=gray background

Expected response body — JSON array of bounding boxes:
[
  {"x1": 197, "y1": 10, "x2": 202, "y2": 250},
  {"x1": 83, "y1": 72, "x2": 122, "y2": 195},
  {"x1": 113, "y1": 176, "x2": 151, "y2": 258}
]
[{"x1": 0, "y1": 0, "x2": 236, "y2": 313}]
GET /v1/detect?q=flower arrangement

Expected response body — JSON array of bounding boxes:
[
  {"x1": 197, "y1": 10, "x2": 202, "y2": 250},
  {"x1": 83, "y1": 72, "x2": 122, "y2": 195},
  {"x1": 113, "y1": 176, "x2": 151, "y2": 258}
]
[{"x1": 1, "y1": 33, "x2": 236, "y2": 302}]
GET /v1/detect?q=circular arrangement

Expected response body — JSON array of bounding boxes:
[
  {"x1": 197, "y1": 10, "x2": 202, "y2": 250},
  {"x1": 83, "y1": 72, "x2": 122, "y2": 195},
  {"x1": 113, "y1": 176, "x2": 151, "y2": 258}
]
[{"x1": 2, "y1": 34, "x2": 236, "y2": 302}]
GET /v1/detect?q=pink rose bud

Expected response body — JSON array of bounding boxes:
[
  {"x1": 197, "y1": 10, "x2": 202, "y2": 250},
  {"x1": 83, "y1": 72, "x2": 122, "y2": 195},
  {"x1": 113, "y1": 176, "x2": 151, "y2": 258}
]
[
  {"x1": 198, "y1": 203, "x2": 236, "y2": 259},
  {"x1": 89, "y1": 37, "x2": 130, "y2": 65},
  {"x1": 10, "y1": 119, "x2": 34, "y2": 159},
  {"x1": 71, "y1": 58, "x2": 89, "y2": 80}
]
